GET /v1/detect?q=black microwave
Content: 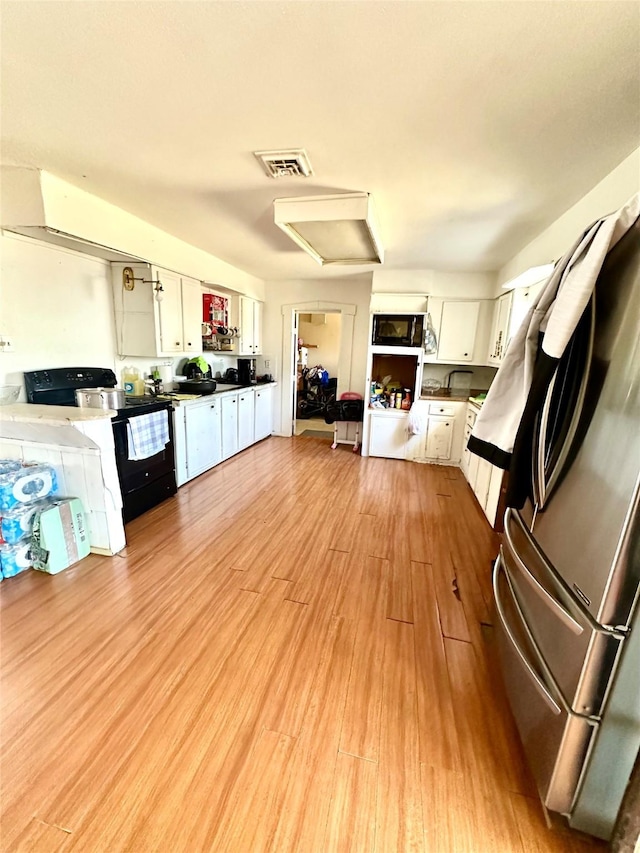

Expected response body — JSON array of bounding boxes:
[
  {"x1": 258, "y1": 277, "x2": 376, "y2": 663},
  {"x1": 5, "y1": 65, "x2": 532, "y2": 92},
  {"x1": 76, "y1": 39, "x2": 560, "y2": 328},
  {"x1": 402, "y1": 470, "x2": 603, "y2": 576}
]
[{"x1": 372, "y1": 314, "x2": 424, "y2": 347}]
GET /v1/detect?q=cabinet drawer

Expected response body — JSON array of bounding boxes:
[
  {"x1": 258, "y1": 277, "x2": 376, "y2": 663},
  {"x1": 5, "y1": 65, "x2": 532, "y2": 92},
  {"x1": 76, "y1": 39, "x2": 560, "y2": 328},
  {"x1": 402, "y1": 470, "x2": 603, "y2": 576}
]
[
  {"x1": 429, "y1": 402, "x2": 456, "y2": 416},
  {"x1": 466, "y1": 407, "x2": 478, "y2": 428}
]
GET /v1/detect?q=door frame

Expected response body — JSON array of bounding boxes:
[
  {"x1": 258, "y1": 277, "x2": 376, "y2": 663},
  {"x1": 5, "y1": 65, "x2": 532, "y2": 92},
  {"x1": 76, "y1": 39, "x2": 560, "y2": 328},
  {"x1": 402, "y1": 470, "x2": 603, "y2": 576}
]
[{"x1": 280, "y1": 300, "x2": 357, "y2": 438}]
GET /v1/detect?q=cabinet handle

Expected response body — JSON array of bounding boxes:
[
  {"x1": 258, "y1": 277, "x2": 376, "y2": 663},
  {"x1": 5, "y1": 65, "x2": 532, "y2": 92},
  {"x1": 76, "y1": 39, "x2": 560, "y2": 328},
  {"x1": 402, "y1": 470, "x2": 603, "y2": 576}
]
[{"x1": 464, "y1": 352, "x2": 468, "y2": 357}]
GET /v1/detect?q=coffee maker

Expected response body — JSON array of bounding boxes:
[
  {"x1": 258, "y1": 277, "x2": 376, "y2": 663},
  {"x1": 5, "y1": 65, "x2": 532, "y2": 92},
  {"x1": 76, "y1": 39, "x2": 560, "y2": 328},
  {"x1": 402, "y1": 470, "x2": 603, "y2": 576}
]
[{"x1": 237, "y1": 358, "x2": 256, "y2": 386}]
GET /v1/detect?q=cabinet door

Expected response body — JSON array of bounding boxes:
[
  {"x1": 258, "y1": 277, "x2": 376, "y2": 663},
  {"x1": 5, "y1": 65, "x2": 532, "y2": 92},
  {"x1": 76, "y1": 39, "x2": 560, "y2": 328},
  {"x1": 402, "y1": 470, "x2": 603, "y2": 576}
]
[
  {"x1": 467, "y1": 448, "x2": 480, "y2": 490},
  {"x1": 485, "y1": 465, "x2": 504, "y2": 527},
  {"x1": 239, "y1": 296, "x2": 255, "y2": 355},
  {"x1": 437, "y1": 301, "x2": 480, "y2": 362},
  {"x1": 488, "y1": 292, "x2": 513, "y2": 365},
  {"x1": 181, "y1": 277, "x2": 203, "y2": 354},
  {"x1": 237, "y1": 391, "x2": 255, "y2": 451},
  {"x1": 425, "y1": 415, "x2": 454, "y2": 460},
  {"x1": 185, "y1": 401, "x2": 220, "y2": 477},
  {"x1": 254, "y1": 386, "x2": 272, "y2": 441},
  {"x1": 221, "y1": 394, "x2": 239, "y2": 460},
  {"x1": 252, "y1": 300, "x2": 263, "y2": 354},
  {"x1": 156, "y1": 270, "x2": 184, "y2": 353},
  {"x1": 474, "y1": 457, "x2": 493, "y2": 511},
  {"x1": 460, "y1": 423, "x2": 472, "y2": 479},
  {"x1": 369, "y1": 413, "x2": 408, "y2": 459}
]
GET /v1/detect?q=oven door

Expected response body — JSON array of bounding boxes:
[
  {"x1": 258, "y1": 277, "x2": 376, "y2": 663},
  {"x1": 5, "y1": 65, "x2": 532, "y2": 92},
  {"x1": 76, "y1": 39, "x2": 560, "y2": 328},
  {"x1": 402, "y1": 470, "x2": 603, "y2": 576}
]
[{"x1": 111, "y1": 408, "x2": 176, "y2": 522}]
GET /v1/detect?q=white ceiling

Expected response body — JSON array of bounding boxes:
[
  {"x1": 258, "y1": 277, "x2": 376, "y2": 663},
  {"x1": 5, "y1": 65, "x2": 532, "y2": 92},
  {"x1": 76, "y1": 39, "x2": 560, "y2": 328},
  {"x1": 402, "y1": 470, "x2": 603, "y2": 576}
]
[{"x1": 1, "y1": 1, "x2": 639, "y2": 281}]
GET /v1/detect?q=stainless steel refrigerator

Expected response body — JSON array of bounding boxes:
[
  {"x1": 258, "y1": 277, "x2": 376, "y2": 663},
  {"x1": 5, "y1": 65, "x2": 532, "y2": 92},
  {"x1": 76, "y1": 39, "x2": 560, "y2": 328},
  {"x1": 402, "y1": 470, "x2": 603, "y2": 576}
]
[{"x1": 493, "y1": 217, "x2": 640, "y2": 840}]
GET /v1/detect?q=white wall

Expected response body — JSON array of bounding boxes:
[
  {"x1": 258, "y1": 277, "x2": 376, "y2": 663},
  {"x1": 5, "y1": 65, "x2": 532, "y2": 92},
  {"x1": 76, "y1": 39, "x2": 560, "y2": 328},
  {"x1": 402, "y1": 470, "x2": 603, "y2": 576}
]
[
  {"x1": 263, "y1": 275, "x2": 373, "y2": 435},
  {"x1": 372, "y1": 269, "x2": 496, "y2": 299},
  {"x1": 0, "y1": 233, "x2": 117, "y2": 395},
  {"x1": 2, "y1": 168, "x2": 266, "y2": 301},
  {"x1": 298, "y1": 313, "x2": 342, "y2": 377},
  {"x1": 0, "y1": 232, "x2": 191, "y2": 396},
  {"x1": 496, "y1": 147, "x2": 640, "y2": 292}
]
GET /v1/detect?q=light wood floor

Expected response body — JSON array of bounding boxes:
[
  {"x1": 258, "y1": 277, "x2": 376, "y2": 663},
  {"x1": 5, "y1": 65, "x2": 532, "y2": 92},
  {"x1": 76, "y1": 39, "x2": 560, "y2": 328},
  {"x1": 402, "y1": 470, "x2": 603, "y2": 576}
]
[{"x1": 0, "y1": 437, "x2": 606, "y2": 852}]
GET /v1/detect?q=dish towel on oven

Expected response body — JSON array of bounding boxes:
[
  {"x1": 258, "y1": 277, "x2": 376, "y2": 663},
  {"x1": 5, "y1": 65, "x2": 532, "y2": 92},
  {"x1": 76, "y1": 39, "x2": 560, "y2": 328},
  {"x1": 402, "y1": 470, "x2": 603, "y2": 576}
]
[{"x1": 127, "y1": 411, "x2": 169, "y2": 461}]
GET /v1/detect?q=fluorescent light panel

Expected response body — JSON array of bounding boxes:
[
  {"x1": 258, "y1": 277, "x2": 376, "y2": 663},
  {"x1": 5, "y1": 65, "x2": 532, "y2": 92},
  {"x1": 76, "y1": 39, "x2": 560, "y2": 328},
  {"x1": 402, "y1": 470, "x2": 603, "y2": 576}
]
[{"x1": 274, "y1": 192, "x2": 384, "y2": 266}]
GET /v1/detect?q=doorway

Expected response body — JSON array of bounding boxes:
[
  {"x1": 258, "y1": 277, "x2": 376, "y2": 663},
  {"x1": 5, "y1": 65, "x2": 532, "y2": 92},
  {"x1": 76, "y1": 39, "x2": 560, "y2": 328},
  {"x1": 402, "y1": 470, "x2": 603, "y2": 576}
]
[{"x1": 294, "y1": 312, "x2": 341, "y2": 437}]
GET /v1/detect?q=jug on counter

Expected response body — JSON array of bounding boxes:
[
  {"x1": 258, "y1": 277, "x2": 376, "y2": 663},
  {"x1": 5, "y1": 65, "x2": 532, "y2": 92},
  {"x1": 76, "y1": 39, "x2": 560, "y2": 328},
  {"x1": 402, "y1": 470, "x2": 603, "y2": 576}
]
[{"x1": 122, "y1": 366, "x2": 145, "y2": 396}]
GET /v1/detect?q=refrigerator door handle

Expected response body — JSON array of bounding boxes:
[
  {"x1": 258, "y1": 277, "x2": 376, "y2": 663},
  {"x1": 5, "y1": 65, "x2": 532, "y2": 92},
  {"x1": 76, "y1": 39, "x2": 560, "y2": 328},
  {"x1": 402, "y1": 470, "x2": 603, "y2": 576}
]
[
  {"x1": 493, "y1": 553, "x2": 601, "y2": 726},
  {"x1": 504, "y1": 508, "x2": 583, "y2": 636},
  {"x1": 506, "y1": 508, "x2": 629, "y2": 640},
  {"x1": 493, "y1": 553, "x2": 563, "y2": 715}
]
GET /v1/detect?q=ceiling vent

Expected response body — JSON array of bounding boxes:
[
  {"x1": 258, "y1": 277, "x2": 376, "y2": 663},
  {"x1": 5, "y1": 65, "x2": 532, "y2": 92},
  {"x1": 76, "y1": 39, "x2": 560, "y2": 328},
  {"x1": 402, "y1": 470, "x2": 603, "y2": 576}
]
[{"x1": 254, "y1": 149, "x2": 313, "y2": 179}]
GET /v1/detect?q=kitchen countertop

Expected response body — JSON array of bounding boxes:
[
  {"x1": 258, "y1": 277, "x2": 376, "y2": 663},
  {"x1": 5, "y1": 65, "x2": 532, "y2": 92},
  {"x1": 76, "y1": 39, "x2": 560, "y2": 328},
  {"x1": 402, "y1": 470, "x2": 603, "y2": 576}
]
[
  {"x1": 0, "y1": 403, "x2": 116, "y2": 424},
  {"x1": 163, "y1": 381, "x2": 278, "y2": 406},
  {"x1": 419, "y1": 387, "x2": 488, "y2": 403}
]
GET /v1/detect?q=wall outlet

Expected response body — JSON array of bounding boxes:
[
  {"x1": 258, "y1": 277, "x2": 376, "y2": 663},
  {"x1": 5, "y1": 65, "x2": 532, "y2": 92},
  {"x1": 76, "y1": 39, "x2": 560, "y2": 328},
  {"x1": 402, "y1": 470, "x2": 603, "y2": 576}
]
[
  {"x1": 264, "y1": 359, "x2": 271, "y2": 369},
  {"x1": 0, "y1": 335, "x2": 14, "y2": 353}
]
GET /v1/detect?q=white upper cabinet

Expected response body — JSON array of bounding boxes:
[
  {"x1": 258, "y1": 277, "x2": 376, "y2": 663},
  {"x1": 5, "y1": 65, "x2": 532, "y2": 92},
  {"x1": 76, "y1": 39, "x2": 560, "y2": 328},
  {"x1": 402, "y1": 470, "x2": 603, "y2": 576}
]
[
  {"x1": 238, "y1": 296, "x2": 263, "y2": 355},
  {"x1": 112, "y1": 263, "x2": 204, "y2": 358},
  {"x1": 437, "y1": 300, "x2": 480, "y2": 362},
  {"x1": 424, "y1": 298, "x2": 492, "y2": 365},
  {"x1": 487, "y1": 291, "x2": 513, "y2": 366},
  {"x1": 180, "y1": 276, "x2": 204, "y2": 353},
  {"x1": 156, "y1": 269, "x2": 184, "y2": 353},
  {"x1": 508, "y1": 280, "x2": 546, "y2": 341}
]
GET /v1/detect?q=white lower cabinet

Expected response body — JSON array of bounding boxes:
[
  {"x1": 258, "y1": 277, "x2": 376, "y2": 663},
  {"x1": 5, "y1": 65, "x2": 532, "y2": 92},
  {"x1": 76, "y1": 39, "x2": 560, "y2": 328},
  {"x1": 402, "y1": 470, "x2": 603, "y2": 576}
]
[
  {"x1": 369, "y1": 412, "x2": 408, "y2": 459},
  {"x1": 461, "y1": 402, "x2": 504, "y2": 527},
  {"x1": 254, "y1": 385, "x2": 273, "y2": 441},
  {"x1": 221, "y1": 394, "x2": 239, "y2": 460},
  {"x1": 425, "y1": 415, "x2": 454, "y2": 460},
  {"x1": 185, "y1": 398, "x2": 221, "y2": 478},
  {"x1": 367, "y1": 400, "x2": 465, "y2": 462},
  {"x1": 175, "y1": 384, "x2": 275, "y2": 485},
  {"x1": 237, "y1": 390, "x2": 255, "y2": 451}
]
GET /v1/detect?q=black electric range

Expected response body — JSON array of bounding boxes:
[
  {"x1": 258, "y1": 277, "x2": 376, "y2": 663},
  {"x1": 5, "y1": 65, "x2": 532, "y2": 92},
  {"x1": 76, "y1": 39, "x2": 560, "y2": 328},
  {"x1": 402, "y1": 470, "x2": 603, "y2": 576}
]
[{"x1": 24, "y1": 367, "x2": 177, "y2": 523}]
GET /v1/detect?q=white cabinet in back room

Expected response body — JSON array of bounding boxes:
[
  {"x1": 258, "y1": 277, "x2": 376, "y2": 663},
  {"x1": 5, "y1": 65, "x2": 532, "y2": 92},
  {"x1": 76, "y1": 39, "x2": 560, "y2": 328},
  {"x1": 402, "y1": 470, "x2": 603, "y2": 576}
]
[
  {"x1": 425, "y1": 415, "x2": 454, "y2": 460},
  {"x1": 369, "y1": 412, "x2": 408, "y2": 459},
  {"x1": 406, "y1": 401, "x2": 465, "y2": 464},
  {"x1": 254, "y1": 385, "x2": 273, "y2": 441},
  {"x1": 221, "y1": 394, "x2": 239, "y2": 460},
  {"x1": 424, "y1": 298, "x2": 493, "y2": 365},
  {"x1": 237, "y1": 390, "x2": 255, "y2": 451},
  {"x1": 487, "y1": 290, "x2": 513, "y2": 366}
]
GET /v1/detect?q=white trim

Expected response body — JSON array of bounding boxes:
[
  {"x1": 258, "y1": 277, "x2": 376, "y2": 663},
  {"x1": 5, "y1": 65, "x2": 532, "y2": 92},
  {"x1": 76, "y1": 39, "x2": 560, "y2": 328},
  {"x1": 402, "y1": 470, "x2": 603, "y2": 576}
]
[{"x1": 280, "y1": 300, "x2": 357, "y2": 438}]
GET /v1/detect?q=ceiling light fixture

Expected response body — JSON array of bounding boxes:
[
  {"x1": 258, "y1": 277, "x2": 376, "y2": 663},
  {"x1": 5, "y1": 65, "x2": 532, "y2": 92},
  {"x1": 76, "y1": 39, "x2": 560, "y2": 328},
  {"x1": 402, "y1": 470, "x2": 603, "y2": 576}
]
[
  {"x1": 273, "y1": 192, "x2": 384, "y2": 266},
  {"x1": 502, "y1": 262, "x2": 555, "y2": 290}
]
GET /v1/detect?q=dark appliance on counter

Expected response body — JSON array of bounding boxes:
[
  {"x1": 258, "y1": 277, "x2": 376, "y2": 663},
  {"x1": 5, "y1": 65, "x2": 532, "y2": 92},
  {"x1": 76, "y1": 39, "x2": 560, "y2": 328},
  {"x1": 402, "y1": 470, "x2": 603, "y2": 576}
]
[
  {"x1": 372, "y1": 313, "x2": 424, "y2": 347},
  {"x1": 223, "y1": 367, "x2": 239, "y2": 384},
  {"x1": 237, "y1": 358, "x2": 256, "y2": 386},
  {"x1": 24, "y1": 367, "x2": 176, "y2": 523},
  {"x1": 177, "y1": 379, "x2": 217, "y2": 395}
]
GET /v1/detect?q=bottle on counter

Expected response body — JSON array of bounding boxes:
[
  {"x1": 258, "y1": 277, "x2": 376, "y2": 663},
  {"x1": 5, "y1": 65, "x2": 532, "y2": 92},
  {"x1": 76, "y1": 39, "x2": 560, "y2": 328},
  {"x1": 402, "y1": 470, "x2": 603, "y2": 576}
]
[
  {"x1": 401, "y1": 388, "x2": 412, "y2": 410},
  {"x1": 122, "y1": 366, "x2": 144, "y2": 396},
  {"x1": 395, "y1": 389, "x2": 402, "y2": 409}
]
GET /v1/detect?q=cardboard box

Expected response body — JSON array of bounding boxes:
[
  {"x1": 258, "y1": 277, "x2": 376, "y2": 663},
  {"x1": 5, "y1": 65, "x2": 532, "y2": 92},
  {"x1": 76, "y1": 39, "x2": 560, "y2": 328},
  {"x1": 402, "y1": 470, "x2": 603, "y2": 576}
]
[{"x1": 31, "y1": 498, "x2": 90, "y2": 574}]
